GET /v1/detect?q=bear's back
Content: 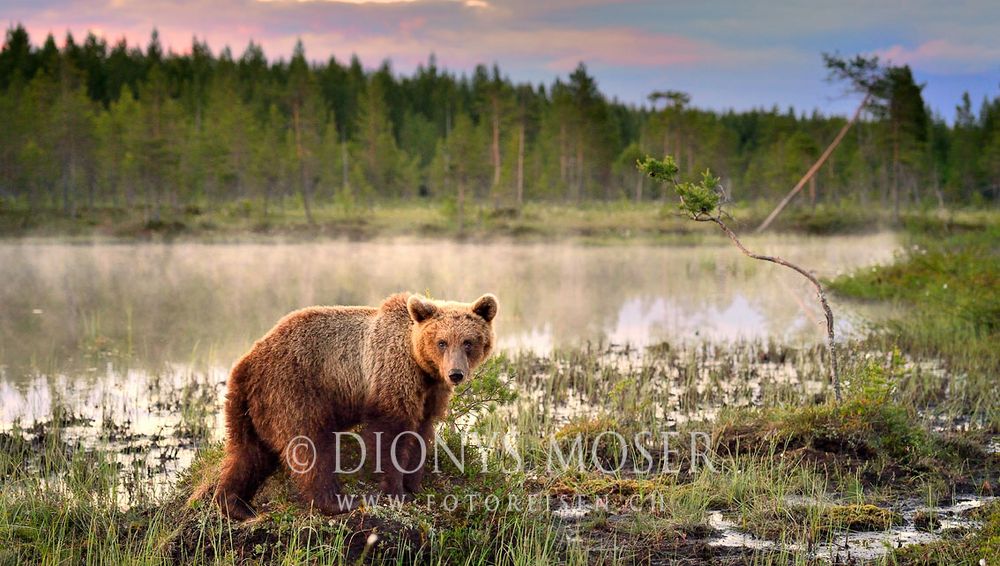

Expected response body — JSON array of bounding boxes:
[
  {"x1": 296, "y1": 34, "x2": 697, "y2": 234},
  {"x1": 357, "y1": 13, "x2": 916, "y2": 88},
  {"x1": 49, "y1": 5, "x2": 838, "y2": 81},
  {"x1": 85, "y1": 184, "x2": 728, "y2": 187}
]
[{"x1": 249, "y1": 306, "x2": 377, "y2": 416}]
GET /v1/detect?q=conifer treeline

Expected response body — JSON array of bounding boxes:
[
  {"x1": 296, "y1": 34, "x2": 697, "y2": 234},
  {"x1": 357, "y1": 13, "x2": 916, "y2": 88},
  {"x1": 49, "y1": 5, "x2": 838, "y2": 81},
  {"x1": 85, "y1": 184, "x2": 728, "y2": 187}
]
[{"x1": 1, "y1": 25, "x2": 998, "y2": 220}]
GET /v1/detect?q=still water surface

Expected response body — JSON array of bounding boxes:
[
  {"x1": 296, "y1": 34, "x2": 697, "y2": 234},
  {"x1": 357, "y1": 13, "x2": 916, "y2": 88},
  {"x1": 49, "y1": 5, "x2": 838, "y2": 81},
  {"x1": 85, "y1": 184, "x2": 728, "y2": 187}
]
[{"x1": 1, "y1": 233, "x2": 898, "y2": 427}]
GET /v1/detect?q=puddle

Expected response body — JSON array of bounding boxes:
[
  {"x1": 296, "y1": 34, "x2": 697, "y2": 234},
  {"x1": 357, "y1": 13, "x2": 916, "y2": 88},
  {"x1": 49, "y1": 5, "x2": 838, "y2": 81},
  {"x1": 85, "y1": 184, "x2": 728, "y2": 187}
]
[
  {"x1": 707, "y1": 511, "x2": 779, "y2": 551},
  {"x1": 1, "y1": 363, "x2": 225, "y2": 500},
  {"x1": 707, "y1": 496, "x2": 996, "y2": 562},
  {"x1": 987, "y1": 437, "x2": 1000, "y2": 454}
]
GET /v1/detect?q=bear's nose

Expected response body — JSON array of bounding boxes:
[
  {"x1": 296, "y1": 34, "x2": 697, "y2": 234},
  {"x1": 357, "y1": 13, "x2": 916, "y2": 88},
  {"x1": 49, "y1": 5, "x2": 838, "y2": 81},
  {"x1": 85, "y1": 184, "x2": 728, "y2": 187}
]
[{"x1": 448, "y1": 370, "x2": 465, "y2": 384}]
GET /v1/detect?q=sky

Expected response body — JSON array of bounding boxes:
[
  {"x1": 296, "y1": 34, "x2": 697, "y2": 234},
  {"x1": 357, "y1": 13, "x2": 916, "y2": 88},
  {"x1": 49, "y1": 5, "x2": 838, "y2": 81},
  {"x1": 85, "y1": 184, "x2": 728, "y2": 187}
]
[{"x1": 3, "y1": 0, "x2": 999, "y2": 120}]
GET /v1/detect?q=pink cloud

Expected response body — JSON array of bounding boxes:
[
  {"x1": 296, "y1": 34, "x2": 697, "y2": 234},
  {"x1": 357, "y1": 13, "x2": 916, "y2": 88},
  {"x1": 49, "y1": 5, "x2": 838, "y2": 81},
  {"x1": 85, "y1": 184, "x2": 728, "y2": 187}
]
[
  {"x1": 12, "y1": 1, "x2": 788, "y2": 79},
  {"x1": 442, "y1": 27, "x2": 713, "y2": 70},
  {"x1": 296, "y1": 26, "x2": 730, "y2": 73},
  {"x1": 876, "y1": 39, "x2": 1000, "y2": 74},
  {"x1": 398, "y1": 16, "x2": 427, "y2": 35}
]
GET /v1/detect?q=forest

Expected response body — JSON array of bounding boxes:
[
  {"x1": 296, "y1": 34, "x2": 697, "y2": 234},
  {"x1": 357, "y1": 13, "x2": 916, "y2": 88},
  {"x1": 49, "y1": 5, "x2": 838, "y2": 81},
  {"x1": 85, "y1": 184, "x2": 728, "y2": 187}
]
[{"x1": 1, "y1": 24, "x2": 998, "y2": 224}]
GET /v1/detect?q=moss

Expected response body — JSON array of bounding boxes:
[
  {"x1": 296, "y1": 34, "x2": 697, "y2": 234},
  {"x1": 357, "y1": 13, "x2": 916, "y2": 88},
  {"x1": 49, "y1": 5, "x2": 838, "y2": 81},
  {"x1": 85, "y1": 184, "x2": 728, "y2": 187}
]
[
  {"x1": 548, "y1": 475, "x2": 673, "y2": 498},
  {"x1": 555, "y1": 415, "x2": 621, "y2": 441},
  {"x1": 157, "y1": 436, "x2": 563, "y2": 565},
  {"x1": 553, "y1": 415, "x2": 642, "y2": 470},
  {"x1": 982, "y1": 503, "x2": 1000, "y2": 564}
]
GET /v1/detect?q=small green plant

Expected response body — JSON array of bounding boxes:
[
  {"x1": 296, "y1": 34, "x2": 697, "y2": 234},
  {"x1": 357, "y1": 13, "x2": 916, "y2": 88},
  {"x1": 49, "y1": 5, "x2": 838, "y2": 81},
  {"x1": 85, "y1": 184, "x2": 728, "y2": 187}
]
[{"x1": 448, "y1": 353, "x2": 518, "y2": 428}]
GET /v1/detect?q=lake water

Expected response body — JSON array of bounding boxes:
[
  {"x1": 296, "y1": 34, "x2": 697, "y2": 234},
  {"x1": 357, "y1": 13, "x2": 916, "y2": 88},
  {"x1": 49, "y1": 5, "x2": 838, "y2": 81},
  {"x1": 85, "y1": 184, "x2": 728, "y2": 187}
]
[
  {"x1": 0, "y1": 233, "x2": 898, "y2": 424},
  {"x1": 0, "y1": 233, "x2": 899, "y2": 487}
]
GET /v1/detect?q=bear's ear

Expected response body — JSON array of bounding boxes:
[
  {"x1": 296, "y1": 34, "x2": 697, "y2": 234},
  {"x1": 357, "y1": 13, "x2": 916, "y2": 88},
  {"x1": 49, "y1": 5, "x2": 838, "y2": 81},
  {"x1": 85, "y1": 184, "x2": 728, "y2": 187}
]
[
  {"x1": 471, "y1": 294, "x2": 498, "y2": 323},
  {"x1": 407, "y1": 294, "x2": 438, "y2": 323}
]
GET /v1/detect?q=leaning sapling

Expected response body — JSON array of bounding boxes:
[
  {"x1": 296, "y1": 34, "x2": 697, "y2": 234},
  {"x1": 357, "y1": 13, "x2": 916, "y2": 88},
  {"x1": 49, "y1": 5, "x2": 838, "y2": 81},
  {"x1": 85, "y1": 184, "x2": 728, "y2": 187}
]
[{"x1": 638, "y1": 156, "x2": 843, "y2": 402}]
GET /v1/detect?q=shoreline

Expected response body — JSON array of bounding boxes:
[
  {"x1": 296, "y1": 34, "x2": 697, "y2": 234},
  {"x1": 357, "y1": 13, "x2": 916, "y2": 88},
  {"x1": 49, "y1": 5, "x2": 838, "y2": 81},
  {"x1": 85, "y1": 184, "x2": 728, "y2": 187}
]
[
  {"x1": 3, "y1": 201, "x2": 988, "y2": 245},
  {"x1": 0, "y1": 229, "x2": 902, "y2": 248}
]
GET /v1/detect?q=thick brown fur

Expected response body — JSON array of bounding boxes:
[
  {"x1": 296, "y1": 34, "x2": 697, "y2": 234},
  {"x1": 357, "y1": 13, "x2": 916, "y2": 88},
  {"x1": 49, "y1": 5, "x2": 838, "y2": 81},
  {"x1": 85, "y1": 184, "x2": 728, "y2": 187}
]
[{"x1": 214, "y1": 292, "x2": 498, "y2": 520}]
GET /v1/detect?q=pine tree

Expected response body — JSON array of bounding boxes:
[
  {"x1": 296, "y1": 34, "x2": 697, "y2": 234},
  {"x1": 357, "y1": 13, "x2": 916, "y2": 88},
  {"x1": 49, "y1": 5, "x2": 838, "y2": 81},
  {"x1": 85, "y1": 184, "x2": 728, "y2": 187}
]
[
  {"x1": 882, "y1": 66, "x2": 929, "y2": 215},
  {"x1": 94, "y1": 86, "x2": 141, "y2": 207},
  {"x1": 48, "y1": 44, "x2": 96, "y2": 215},
  {"x1": 353, "y1": 75, "x2": 402, "y2": 200},
  {"x1": 285, "y1": 40, "x2": 324, "y2": 223},
  {"x1": 136, "y1": 63, "x2": 182, "y2": 221}
]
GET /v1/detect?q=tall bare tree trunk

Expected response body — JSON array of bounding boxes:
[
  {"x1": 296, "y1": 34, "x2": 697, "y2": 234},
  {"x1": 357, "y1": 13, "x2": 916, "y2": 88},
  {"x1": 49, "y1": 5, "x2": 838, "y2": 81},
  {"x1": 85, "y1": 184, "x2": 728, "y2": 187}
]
[
  {"x1": 491, "y1": 97, "x2": 501, "y2": 191},
  {"x1": 125, "y1": 179, "x2": 134, "y2": 209},
  {"x1": 575, "y1": 139, "x2": 584, "y2": 202},
  {"x1": 443, "y1": 107, "x2": 451, "y2": 198},
  {"x1": 559, "y1": 121, "x2": 567, "y2": 186},
  {"x1": 891, "y1": 120, "x2": 900, "y2": 223},
  {"x1": 62, "y1": 152, "x2": 75, "y2": 216},
  {"x1": 880, "y1": 164, "x2": 888, "y2": 210},
  {"x1": 87, "y1": 170, "x2": 95, "y2": 210},
  {"x1": 151, "y1": 106, "x2": 161, "y2": 223},
  {"x1": 516, "y1": 119, "x2": 525, "y2": 214},
  {"x1": 59, "y1": 67, "x2": 77, "y2": 217},
  {"x1": 457, "y1": 176, "x2": 465, "y2": 234},
  {"x1": 684, "y1": 134, "x2": 692, "y2": 172},
  {"x1": 933, "y1": 163, "x2": 945, "y2": 209},
  {"x1": 263, "y1": 180, "x2": 272, "y2": 218},
  {"x1": 341, "y1": 140, "x2": 350, "y2": 195},
  {"x1": 292, "y1": 104, "x2": 314, "y2": 225}
]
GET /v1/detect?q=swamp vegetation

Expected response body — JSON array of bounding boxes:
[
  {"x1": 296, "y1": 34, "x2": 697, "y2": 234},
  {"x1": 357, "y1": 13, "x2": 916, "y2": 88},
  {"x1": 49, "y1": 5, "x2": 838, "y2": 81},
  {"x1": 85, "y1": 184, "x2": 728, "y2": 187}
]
[{"x1": 0, "y1": 213, "x2": 997, "y2": 565}]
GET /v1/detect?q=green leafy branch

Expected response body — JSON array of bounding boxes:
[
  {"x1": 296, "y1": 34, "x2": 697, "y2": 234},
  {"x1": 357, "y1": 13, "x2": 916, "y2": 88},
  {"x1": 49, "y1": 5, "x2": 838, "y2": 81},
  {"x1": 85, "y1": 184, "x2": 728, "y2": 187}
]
[{"x1": 638, "y1": 156, "x2": 724, "y2": 220}]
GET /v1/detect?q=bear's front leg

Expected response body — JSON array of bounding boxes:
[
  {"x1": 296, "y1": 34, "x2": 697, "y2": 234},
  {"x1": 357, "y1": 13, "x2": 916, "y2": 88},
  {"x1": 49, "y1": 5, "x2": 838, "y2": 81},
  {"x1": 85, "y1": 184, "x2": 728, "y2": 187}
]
[
  {"x1": 365, "y1": 414, "x2": 411, "y2": 496},
  {"x1": 403, "y1": 419, "x2": 435, "y2": 494}
]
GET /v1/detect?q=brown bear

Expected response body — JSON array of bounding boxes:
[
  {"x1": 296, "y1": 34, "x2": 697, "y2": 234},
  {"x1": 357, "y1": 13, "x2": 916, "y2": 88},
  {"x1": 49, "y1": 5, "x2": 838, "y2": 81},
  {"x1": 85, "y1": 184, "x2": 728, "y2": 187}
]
[{"x1": 214, "y1": 292, "x2": 498, "y2": 520}]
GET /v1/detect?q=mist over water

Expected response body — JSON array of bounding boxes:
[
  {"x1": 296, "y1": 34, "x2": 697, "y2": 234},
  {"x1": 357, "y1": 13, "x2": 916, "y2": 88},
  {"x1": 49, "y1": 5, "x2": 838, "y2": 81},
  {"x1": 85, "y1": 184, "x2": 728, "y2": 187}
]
[{"x1": 0, "y1": 233, "x2": 897, "y2": 427}]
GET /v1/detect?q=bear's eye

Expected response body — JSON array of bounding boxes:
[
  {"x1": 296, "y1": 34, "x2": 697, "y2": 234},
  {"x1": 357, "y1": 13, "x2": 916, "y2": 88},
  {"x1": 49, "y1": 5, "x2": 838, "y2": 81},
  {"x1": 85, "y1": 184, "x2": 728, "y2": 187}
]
[
  {"x1": 437, "y1": 340, "x2": 447, "y2": 351},
  {"x1": 463, "y1": 340, "x2": 473, "y2": 352}
]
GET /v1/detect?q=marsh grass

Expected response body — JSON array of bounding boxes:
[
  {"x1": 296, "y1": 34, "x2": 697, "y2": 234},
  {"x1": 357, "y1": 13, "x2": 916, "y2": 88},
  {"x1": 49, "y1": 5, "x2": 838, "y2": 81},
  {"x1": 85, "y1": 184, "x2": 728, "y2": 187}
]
[
  {"x1": 1, "y1": 431, "x2": 578, "y2": 565},
  {"x1": 2, "y1": 338, "x2": 995, "y2": 564}
]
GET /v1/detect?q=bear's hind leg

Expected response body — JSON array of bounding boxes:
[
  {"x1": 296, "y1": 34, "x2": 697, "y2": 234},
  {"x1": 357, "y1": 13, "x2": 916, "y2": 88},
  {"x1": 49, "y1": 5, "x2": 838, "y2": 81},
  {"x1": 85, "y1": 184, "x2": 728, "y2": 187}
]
[
  {"x1": 289, "y1": 434, "x2": 357, "y2": 515},
  {"x1": 215, "y1": 434, "x2": 278, "y2": 520}
]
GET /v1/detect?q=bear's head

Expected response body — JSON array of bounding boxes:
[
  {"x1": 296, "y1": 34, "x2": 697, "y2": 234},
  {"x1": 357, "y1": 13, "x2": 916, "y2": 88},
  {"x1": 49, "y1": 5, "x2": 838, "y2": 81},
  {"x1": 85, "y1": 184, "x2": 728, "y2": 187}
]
[{"x1": 407, "y1": 293, "x2": 498, "y2": 389}]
